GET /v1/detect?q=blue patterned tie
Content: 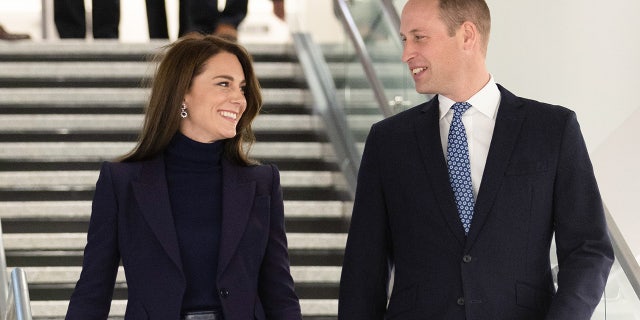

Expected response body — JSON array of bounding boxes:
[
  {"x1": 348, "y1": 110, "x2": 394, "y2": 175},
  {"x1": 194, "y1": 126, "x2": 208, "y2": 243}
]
[{"x1": 447, "y1": 102, "x2": 475, "y2": 234}]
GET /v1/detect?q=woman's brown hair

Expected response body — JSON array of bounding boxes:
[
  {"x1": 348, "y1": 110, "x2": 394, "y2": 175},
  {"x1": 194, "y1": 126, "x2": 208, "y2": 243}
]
[{"x1": 119, "y1": 34, "x2": 262, "y2": 166}]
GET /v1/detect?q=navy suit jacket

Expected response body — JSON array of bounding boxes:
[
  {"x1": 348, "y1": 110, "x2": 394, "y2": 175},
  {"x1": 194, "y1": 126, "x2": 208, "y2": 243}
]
[
  {"x1": 338, "y1": 85, "x2": 614, "y2": 320},
  {"x1": 66, "y1": 155, "x2": 301, "y2": 320}
]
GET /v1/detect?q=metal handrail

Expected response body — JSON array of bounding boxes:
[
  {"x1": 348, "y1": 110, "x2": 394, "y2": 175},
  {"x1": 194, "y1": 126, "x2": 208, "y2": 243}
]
[
  {"x1": 379, "y1": 0, "x2": 401, "y2": 33},
  {"x1": 0, "y1": 220, "x2": 33, "y2": 320},
  {"x1": 604, "y1": 205, "x2": 640, "y2": 298},
  {"x1": 292, "y1": 32, "x2": 361, "y2": 196},
  {"x1": 333, "y1": 0, "x2": 394, "y2": 118},
  {"x1": 0, "y1": 222, "x2": 9, "y2": 315},
  {"x1": 4, "y1": 269, "x2": 32, "y2": 320}
]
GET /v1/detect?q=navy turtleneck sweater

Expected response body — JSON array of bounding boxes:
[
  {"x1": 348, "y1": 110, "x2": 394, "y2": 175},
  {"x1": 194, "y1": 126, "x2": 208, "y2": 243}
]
[{"x1": 164, "y1": 132, "x2": 224, "y2": 312}]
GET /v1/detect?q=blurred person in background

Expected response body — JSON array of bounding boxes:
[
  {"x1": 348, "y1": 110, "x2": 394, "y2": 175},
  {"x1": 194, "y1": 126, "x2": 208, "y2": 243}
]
[
  {"x1": 146, "y1": 0, "x2": 285, "y2": 41},
  {"x1": 54, "y1": 0, "x2": 119, "y2": 38}
]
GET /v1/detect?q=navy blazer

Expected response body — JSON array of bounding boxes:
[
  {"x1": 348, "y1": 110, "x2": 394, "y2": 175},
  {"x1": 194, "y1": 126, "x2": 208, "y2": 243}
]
[
  {"x1": 66, "y1": 156, "x2": 302, "y2": 320},
  {"x1": 338, "y1": 85, "x2": 614, "y2": 320}
]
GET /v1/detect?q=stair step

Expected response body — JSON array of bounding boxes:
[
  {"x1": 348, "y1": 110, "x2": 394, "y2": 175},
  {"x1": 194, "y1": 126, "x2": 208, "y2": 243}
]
[
  {"x1": 0, "y1": 201, "x2": 352, "y2": 234},
  {"x1": 0, "y1": 141, "x2": 337, "y2": 161},
  {"x1": 2, "y1": 233, "x2": 347, "y2": 252},
  {"x1": 28, "y1": 299, "x2": 337, "y2": 319},
  {"x1": 0, "y1": 40, "x2": 299, "y2": 62},
  {"x1": 0, "y1": 114, "x2": 377, "y2": 135},
  {"x1": 0, "y1": 114, "x2": 323, "y2": 133},
  {"x1": 0, "y1": 200, "x2": 351, "y2": 220},
  {"x1": 12, "y1": 265, "x2": 341, "y2": 285},
  {"x1": 0, "y1": 170, "x2": 345, "y2": 191},
  {"x1": 0, "y1": 103, "x2": 310, "y2": 116},
  {"x1": 0, "y1": 159, "x2": 337, "y2": 172},
  {"x1": 5, "y1": 249, "x2": 344, "y2": 268},
  {"x1": 0, "y1": 87, "x2": 383, "y2": 108},
  {"x1": 0, "y1": 61, "x2": 301, "y2": 80},
  {"x1": 0, "y1": 87, "x2": 311, "y2": 106},
  {"x1": 0, "y1": 61, "x2": 407, "y2": 90}
]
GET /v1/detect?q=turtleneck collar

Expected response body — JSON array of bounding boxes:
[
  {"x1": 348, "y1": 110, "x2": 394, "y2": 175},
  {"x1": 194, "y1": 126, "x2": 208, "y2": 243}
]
[{"x1": 164, "y1": 132, "x2": 224, "y2": 170}]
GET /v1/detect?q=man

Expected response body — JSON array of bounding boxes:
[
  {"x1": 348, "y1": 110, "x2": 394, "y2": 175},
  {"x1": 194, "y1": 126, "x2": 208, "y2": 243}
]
[{"x1": 338, "y1": 0, "x2": 614, "y2": 319}]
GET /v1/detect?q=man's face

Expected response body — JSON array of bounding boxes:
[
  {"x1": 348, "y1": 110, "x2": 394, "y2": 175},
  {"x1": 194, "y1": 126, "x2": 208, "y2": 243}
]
[{"x1": 400, "y1": 0, "x2": 465, "y2": 97}]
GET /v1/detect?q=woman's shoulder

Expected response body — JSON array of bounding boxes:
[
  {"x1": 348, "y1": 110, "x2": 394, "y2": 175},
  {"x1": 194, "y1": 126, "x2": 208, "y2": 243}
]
[
  {"x1": 238, "y1": 162, "x2": 278, "y2": 176},
  {"x1": 227, "y1": 161, "x2": 280, "y2": 185},
  {"x1": 99, "y1": 156, "x2": 162, "y2": 182},
  {"x1": 101, "y1": 159, "x2": 146, "y2": 173}
]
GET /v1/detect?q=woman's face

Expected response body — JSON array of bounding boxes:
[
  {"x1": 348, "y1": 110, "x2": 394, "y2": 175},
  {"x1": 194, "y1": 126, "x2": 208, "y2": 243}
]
[{"x1": 180, "y1": 51, "x2": 247, "y2": 143}]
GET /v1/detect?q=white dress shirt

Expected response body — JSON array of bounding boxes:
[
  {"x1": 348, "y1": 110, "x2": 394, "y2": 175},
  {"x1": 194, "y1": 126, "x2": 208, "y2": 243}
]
[{"x1": 439, "y1": 76, "x2": 501, "y2": 199}]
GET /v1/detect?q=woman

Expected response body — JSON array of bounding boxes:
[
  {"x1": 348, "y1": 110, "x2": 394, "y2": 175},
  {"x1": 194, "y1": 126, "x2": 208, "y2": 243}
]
[{"x1": 66, "y1": 34, "x2": 302, "y2": 320}]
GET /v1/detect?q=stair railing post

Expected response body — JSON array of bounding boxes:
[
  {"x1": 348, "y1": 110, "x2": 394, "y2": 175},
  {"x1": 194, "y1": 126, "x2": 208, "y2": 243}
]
[
  {"x1": 10, "y1": 268, "x2": 32, "y2": 320},
  {"x1": 0, "y1": 220, "x2": 10, "y2": 317}
]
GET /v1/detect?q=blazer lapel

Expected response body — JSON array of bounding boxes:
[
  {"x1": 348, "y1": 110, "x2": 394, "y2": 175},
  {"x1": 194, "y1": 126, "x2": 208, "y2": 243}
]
[
  {"x1": 217, "y1": 159, "x2": 255, "y2": 276},
  {"x1": 466, "y1": 85, "x2": 526, "y2": 247},
  {"x1": 414, "y1": 98, "x2": 466, "y2": 246},
  {"x1": 131, "y1": 156, "x2": 183, "y2": 273}
]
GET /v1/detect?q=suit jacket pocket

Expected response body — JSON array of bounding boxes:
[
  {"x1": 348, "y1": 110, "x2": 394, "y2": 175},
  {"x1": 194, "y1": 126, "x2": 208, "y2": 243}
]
[
  {"x1": 385, "y1": 283, "x2": 416, "y2": 319},
  {"x1": 506, "y1": 160, "x2": 548, "y2": 176}
]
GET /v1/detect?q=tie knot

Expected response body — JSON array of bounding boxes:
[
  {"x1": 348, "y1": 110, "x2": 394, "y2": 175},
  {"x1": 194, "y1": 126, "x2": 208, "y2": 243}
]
[{"x1": 451, "y1": 102, "x2": 472, "y2": 116}]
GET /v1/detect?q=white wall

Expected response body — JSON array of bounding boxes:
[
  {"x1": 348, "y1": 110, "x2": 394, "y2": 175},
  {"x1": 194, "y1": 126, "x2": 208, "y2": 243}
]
[{"x1": 485, "y1": 0, "x2": 640, "y2": 258}]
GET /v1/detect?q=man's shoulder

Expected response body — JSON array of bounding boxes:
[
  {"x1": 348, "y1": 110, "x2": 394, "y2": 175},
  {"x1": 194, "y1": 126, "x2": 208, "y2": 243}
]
[
  {"x1": 374, "y1": 100, "x2": 432, "y2": 128},
  {"x1": 498, "y1": 84, "x2": 574, "y2": 120}
]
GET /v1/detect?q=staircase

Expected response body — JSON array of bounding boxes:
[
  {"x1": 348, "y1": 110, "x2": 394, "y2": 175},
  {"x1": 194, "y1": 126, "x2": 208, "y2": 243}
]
[{"x1": 0, "y1": 40, "x2": 351, "y2": 319}]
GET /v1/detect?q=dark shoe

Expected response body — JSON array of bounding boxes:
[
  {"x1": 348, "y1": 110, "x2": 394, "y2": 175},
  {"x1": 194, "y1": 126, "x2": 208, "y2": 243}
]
[{"x1": 0, "y1": 25, "x2": 31, "y2": 41}]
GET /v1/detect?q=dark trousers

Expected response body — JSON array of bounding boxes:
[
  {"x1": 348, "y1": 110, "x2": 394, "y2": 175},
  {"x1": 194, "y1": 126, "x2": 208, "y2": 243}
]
[
  {"x1": 145, "y1": 0, "x2": 169, "y2": 38},
  {"x1": 54, "y1": 0, "x2": 120, "y2": 38},
  {"x1": 146, "y1": 0, "x2": 248, "y2": 38}
]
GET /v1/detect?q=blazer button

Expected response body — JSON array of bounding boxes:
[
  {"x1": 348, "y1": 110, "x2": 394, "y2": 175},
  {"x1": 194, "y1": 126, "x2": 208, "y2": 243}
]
[
  {"x1": 462, "y1": 255, "x2": 472, "y2": 263},
  {"x1": 457, "y1": 297, "x2": 465, "y2": 306},
  {"x1": 219, "y1": 288, "x2": 230, "y2": 298}
]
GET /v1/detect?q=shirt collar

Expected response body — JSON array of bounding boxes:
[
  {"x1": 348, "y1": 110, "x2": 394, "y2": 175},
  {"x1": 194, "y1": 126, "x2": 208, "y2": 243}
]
[{"x1": 438, "y1": 75, "x2": 501, "y2": 120}]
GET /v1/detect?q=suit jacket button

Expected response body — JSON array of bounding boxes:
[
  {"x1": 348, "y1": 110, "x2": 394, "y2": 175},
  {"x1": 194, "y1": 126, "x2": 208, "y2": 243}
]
[
  {"x1": 462, "y1": 255, "x2": 472, "y2": 263},
  {"x1": 457, "y1": 297, "x2": 465, "y2": 306},
  {"x1": 219, "y1": 288, "x2": 230, "y2": 298}
]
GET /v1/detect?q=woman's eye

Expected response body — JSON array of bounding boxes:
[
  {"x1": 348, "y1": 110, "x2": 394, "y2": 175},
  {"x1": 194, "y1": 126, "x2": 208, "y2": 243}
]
[{"x1": 217, "y1": 81, "x2": 230, "y2": 87}]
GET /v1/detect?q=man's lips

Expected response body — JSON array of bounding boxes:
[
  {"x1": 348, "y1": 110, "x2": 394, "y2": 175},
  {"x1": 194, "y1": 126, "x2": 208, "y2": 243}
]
[{"x1": 411, "y1": 67, "x2": 427, "y2": 75}]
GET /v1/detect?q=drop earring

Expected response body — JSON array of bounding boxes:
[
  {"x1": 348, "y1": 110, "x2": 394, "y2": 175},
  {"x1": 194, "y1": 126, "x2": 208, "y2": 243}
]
[{"x1": 180, "y1": 102, "x2": 188, "y2": 118}]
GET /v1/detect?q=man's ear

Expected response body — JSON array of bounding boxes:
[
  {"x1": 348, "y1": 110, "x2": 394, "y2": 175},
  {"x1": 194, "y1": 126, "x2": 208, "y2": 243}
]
[{"x1": 461, "y1": 21, "x2": 479, "y2": 51}]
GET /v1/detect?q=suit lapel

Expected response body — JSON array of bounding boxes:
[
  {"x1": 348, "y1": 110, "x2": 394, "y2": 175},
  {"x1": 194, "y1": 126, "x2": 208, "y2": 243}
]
[
  {"x1": 466, "y1": 86, "x2": 526, "y2": 247},
  {"x1": 414, "y1": 98, "x2": 466, "y2": 246},
  {"x1": 218, "y1": 159, "x2": 255, "y2": 275},
  {"x1": 131, "y1": 156, "x2": 183, "y2": 272}
]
